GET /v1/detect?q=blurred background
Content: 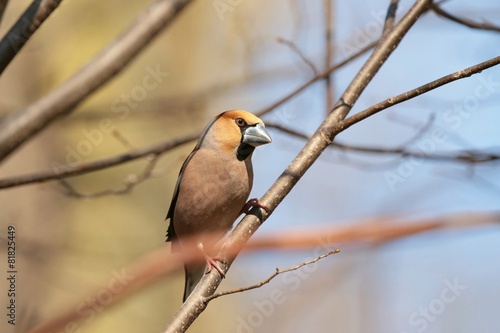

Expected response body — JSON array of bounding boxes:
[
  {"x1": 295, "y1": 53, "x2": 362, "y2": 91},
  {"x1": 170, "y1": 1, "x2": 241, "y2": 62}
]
[{"x1": 0, "y1": 0, "x2": 500, "y2": 332}]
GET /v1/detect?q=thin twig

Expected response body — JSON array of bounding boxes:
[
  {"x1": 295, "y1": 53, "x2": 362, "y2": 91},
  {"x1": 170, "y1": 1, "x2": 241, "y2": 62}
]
[
  {"x1": 59, "y1": 154, "x2": 160, "y2": 198},
  {"x1": 111, "y1": 129, "x2": 137, "y2": 150},
  {"x1": 337, "y1": 55, "x2": 500, "y2": 133},
  {"x1": 323, "y1": 0, "x2": 334, "y2": 111},
  {"x1": 0, "y1": 0, "x2": 193, "y2": 163},
  {"x1": 0, "y1": 0, "x2": 63, "y2": 75},
  {"x1": 277, "y1": 37, "x2": 318, "y2": 75},
  {"x1": 431, "y1": 3, "x2": 500, "y2": 32},
  {"x1": 256, "y1": 39, "x2": 378, "y2": 117},
  {"x1": 206, "y1": 249, "x2": 340, "y2": 301}
]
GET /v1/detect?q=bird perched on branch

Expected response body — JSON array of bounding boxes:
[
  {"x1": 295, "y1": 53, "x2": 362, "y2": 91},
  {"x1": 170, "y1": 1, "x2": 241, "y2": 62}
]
[{"x1": 166, "y1": 110, "x2": 272, "y2": 301}]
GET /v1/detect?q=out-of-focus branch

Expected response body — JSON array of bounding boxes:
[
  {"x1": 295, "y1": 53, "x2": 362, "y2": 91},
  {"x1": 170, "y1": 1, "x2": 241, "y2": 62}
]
[
  {"x1": 207, "y1": 249, "x2": 340, "y2": 301},
  {"x1": 163, "y1": 1, "x2": 433, "y2": 332},
  {"x1": 431, "y1": 3, "x2": 500, "y2": 32},
  {"x1": 267, "y1": 123, "x2": 500, "y2": 164},
  {"x1": 0, "y1": 133, "x2": 198, "y2": 189},
  {"x1": 277, "y1": 37, "x2": 318, "y2": 75},
  {"x1": 0, "y1": 0, "x2": 9, "y2": 24},
  {"x1": 0, "y1": 0, "x2": 193, "y2": 163},
  {"x1": 26, "y1": 210, "x2": 500, "y2": 333},
  {"x1": 59, "y1": 154, "x2": 160, "y2": 198},
  {"x1": 0, "y1": 0, "x2": 63, "y2": 74},
  {"x1": 323, "y1": 0, "x2": 334, "y2": 111},
  {"x1": 0, "y1": 41, "x2": 374, "y2": 191},
  {"x1": 256, "y1": 39, "x2": 377, "y2": 118}
]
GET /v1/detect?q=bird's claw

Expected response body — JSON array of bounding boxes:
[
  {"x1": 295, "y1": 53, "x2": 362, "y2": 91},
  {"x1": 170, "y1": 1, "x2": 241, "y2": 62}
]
[
  {"x1": 240, "y1": 198, "x2": 269, "y2": 215},
  {"x1": 197, "y1": 243, "x2": 226, "y2": 278},
  {"x1": 204, "y1": 256, "x2": 226, "y2": 278}
]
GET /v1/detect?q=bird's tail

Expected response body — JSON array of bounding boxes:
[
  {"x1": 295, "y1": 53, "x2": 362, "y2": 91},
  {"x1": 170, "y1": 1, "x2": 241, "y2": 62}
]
[{"x1": 183, "y1": 264, "x2": 205, "y2": 302}]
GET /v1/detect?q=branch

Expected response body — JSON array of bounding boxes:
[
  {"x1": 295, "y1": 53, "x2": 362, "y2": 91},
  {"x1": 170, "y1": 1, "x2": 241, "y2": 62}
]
[
  {"x1": 163, "y1": 1, "x2": 433, "y2": 332},
  {"x1": 0, "y1": 0, "x2": 193, "y2": 163},
  {"x1": 431, "y1": 3, "x2": 500, "y2": 32},
  {"x1": 277, "y1": 37, "x2": 318, "y2": 75},
  {"x1": 0, "y1": 133, "x2": 198, "y2": 189},
  {"x1": 381, "y1": 0, "x2": 400, "y2": 36},
  {"x1": 206, "y1": 249, "x2": 340, "y2": 301},
  {"x1": 323, "y1": 0, "x2": 334, "y2": 111},
  {"x1": 338, "y1": 55, "x2": 500, "y2": 132},
  {"x1": 0, "y1": 0, "x2": 9, "y2": 24},
  {"x1": 267, "y1": 123, "x2": 500, "y2": 165},
  {"x1": 256, "y1": 39, "x2": 377, "y2": 118},
  {"x1": 59, "y1": 154, "x2": 159, "y2": 198},
  {"x1": 0, "y1": 0, "x2": 63, "y2": 75}
]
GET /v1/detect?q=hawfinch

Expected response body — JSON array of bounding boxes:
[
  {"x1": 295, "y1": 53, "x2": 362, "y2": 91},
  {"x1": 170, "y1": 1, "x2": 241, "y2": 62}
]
[{"x1": 166, "y1": 110, "x2": 272, "y2": 301}]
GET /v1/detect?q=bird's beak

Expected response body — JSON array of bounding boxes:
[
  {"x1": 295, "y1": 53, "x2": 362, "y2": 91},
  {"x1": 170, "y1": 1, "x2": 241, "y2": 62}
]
[{"x1": 243, "y1": 123, "x2": 272, "y2": 147}]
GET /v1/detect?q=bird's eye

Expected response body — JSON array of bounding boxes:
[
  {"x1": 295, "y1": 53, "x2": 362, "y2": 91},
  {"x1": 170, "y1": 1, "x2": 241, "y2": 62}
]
[{"x1": 235, "y1": 118, "x2": 247, "y2": 127}]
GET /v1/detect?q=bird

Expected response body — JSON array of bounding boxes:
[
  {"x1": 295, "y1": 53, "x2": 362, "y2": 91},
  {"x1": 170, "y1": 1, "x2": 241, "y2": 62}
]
[{"x1": 166, "y1": 110, "x2": 272, "y2": 301}]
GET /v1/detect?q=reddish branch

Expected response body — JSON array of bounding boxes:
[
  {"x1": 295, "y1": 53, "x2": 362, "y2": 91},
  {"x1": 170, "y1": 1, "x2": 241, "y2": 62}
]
[{"x1": 27, "y1": 211, "x2": 500, "y2": 333}]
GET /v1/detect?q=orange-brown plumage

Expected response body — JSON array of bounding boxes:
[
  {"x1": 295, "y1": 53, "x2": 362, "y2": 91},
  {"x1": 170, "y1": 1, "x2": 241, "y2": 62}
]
[{"x1": 166, "y1": 110, "x2": 271, "y2": 301}]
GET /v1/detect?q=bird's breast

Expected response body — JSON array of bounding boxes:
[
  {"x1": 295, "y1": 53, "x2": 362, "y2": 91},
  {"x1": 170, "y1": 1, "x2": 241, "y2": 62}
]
[{"x1": 173, "y1": 149, "x2": 253, "y2": 237}]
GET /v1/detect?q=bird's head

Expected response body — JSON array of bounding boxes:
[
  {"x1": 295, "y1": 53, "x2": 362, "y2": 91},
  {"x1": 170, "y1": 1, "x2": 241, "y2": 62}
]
[{"x1": 201, "y1": 110, "x2": 272, "y2": 160}]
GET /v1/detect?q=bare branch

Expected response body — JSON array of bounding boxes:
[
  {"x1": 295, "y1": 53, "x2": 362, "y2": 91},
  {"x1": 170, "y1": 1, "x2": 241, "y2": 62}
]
[
  {"x1": 267, "y1": 123, "x2": 500, "y2": 165},
  {"x1": 163, "y1": 1, "x2": 433, "y2": 332},
  {"x1": 59, "y1": 154, "x2": 159, "y2": 198},
  {"x1": 256, "y1": 40, "x2": 377, "y2": 118},
  {"x1": 111, "y1": 129, "x2": 137, "y2": 150},
  {"x1": 0, "y1": 0, "x2": 9, "y2": 24},
  {"x1": 0, "y1": 133, "x2": 198, "y2": 189},
  {"x1": 323, "y1": 0, "x2": 334, "y2": 111},
  {"x1": 381, "y1": 0, "x2": 400, "y2": 37},
  {"x1": 0, "y1": 0, "x2": 63, "y2": 74},
  {"x1": 338, "y1": 55, "x2": 500, "y2": 132},
  {"x1": 277, "y1": 37, "x2": 318, "y2": 75},
  {"x1": 431, "y1": 3, "x2": 500, "y2": 32},
  {"x1": 0, "y1": 0, "x2": 193, "y2": 163},
  {"x1": 206, "y1": 249, "x2": 340, "y2": 301}
]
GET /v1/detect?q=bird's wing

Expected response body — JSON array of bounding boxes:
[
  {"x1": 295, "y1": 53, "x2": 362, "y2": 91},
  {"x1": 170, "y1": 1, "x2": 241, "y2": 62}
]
[
  {"x1": 165, "y1": 148, "x2": 196, "y2": 242},
  {"x1": 165, "y1": 114, "x2": 223, "y2": 242}
]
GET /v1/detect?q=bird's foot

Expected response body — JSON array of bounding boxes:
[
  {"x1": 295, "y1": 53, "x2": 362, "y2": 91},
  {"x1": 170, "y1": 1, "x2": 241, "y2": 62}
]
[
  {"x1": 197, "y1": 243, "x2": 226, "y2": 278},
  {"x1": 240, "y1": 198, "x2": 269, "y2": 215},
  {"x1": 204, "y1": 255, "x2": 226, "y2": 277}
]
